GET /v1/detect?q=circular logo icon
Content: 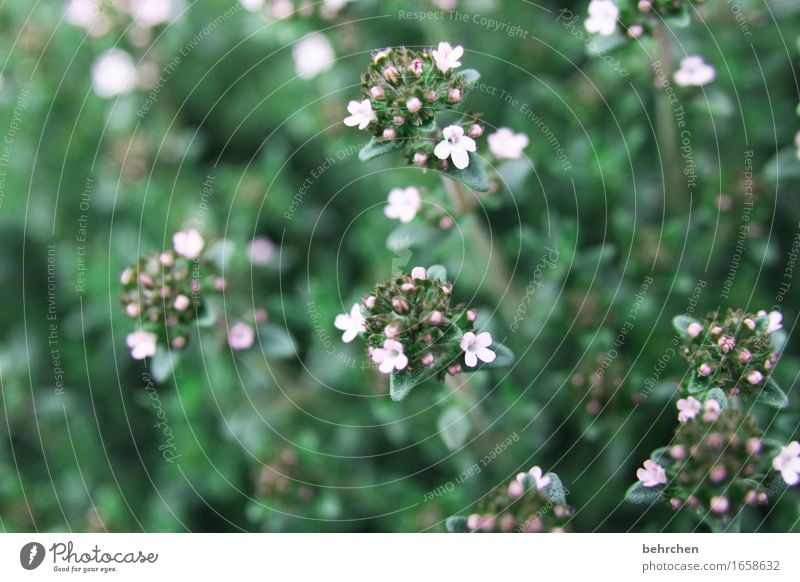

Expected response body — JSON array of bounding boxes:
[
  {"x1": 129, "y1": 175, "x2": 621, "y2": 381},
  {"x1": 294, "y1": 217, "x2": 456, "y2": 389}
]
[{"x1": 20, "y1": 542, "x2": 45, "y2": 570}]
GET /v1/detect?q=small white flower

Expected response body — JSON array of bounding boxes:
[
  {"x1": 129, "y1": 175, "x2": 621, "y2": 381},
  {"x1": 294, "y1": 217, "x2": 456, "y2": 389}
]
[
  {"x1": 65, "y1": 0, "x2": 111, "y2": 36},
  {"x1": 773, "y1": 441, "x2": 800, "y2": 486},
  {"x1": 248, "y1": 236, "x2": 275, "y2": 265},
  {"x1": 334, "y1": 303, "x2": 366, "y2": 343},
  {"x1": 128, "y1": 0, "x2": 175, "y2": 28},
  {"x1": 91, "y1": 49, "x2": 137, "y2": 98},
  {"x1": 528, "y1": 466, "x2": 551, "y2": 490},
  {"x1": 343, "y1": 99, "x2": 376, "y2": 130},
  {"x1": 460, "y1": 331, "x2": 496, "y2": 368},
  {"x1": 431, "y1": 41, "x2": 463, "y2": 73},
  {"x1": 766, "y1": 310, "x2": 783, "y2": 333},
  {"x1": 384, "y1": 187, "x2": 422, "y2": 223},
  {"x1": 584, "y1": 0, "x2": 619, "y2": 37},
  {"x1": 636, "y1": 459, "x2": 667, "y2": 487},
  {"x1": 292, "y1": 32, "x2": 335, "y2": 80},
  {"x1": 676, "y1": 396, "x2": 701, "y2": 423},
  {"x1": 126, "y1": 330, "x2": 157, "y2": 360},
  {"x1": 228, "y1": 322, "x2": 255, "y2": 350},
  {"x1": 371, "y1": 339, "x2": 408, "y2": 374},
  {"x1": 411, "y1": 266, "x2": 427, "y2": 280},
  {"x1": 172, "y1": 229, "x2": 205, "y2": 259},
  {"x1": 487, "y1": 127, "x2": 530, "y2": 160},
  {"x1": 674, "y1": 56, "x2": 715, "y2": 87},
  {"x1": 434, "y1": 125, "x2": 476, "y2": 170}
]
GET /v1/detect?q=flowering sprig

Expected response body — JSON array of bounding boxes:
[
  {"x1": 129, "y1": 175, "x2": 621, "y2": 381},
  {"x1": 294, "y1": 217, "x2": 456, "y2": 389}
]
[
  {"x1": 344, "y1": 44, "x2": 491, "y2": 192},
  {"x1": 584, "y1": 0, "x2": 707, "y2": 41},
  {"x1": 334, "y1": 265, "x2": 513, "y2": 401},
  {"x1": 673, "y1": 309, "x2": 788, "y2": 408},
  {"x1": 626, "y1": 399, "x2": 795, "y2": 531},
  {"x1": 446, "y1": 468, "x2": 572, "y2": 533}
]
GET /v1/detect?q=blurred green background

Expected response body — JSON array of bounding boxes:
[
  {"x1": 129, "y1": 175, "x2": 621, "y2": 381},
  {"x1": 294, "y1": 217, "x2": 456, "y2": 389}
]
[{"x1": 1, "y1": 0, "x2": 799, "y2": 532}]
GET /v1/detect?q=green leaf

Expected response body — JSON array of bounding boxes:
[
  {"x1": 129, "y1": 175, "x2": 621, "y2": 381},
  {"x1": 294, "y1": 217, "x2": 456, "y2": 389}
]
[
  {"x1": 624, "y1": 481, "x2": 666, "y2": 506},
  {"x1": 686, "y1": 371, "x2": 705, "y2": 394},
  {"x1": 771, "y1": 329, "x2": 787, "y2": 353},
  {"x1": 437, "y1": 407, "x2": 471, "y2": 451},
  {"x1": 496, "y1": 159, "x2": 533, "y2": 191},
  {"x1": 389, "y1": 367, "x2": 436, "y2": 401},
  {"x1": 196, "y1": 301, "x2": 217, "y2": 328},
  {"x1": 386, "y1": 223, "x2": 444, "y2": 253},
  {"x1": 754, "y1": 378, "x2": 789, "y2": 409},
  {"x1": 672, "y1": 314, "x2": 701, "y2": 338},
  {"x1": 665, "y1": 7, "x2": 691, "y2": 28},
  {"x1": 466, "y1": 342, "x2": 514, "y2": 371},
  {"x1": 426, "y1": 264, "x2": 447, "y2": 282},
  {"x1": 446, "y1": 153, "x2": 489, "y2": 192},
  {"x1": 258, "y1": 324, "x2": 296, "y2": 359},
  {"x1": 542, "y1": 473, "x2": 567, "y2": 505},
  {"x1": 358, "y1": 137, "x2": 403, "y2": 161},
  {"x1": 650, "y1": 447, "x2": 672, "y2": 468},
  {"x1": 150, "y1": 346, "x2": 179, "y2": 383},
  {"x1": 457, "y1": 68, "x2": 480, "y2": 87},
  {"x1": 445, "y1": 516, "x2": 469, "y2": 533}
]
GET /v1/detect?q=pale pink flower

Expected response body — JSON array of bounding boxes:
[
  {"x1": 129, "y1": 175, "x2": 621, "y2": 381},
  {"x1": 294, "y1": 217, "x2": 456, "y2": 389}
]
[
  {"x1": 431, "y1": 41, "x2": 463, "y2": 73},
  {"x1": 172, "y1": 229, "x2": 205, "y2": 259},
  {"x1": 508, "y1": 479, "x2": 524, "y2": 498},
  {"x1": 334, "y1": 303, "x2": 366, "y2": 343},
  {"x1": 248, "y1": 236, "x2": 275, "y2": 265},
  {"x1": 126, "y1": 330, "x2": 157, "y2": 360},
  {"x1": 746, "y1": 370, "x2": 764, "y2": 384},
  {"x1": 173, "y1": 295, "x2": 190, "y2": 311},
  {"x1": 460, "y1": 331, "x2": 496, "y2": 368},
  {"x1": 772, "y1": 441, "x2": 800, "y2": 486},
  {"x1": 766, "y1": 310, "x2": 783, "y2": 333},
  {"x1": 411, "y1": 266, "x2": 427, "y2": 280},
  {"x1": 744, "y1": 318, "x2": 756, "y2": 330},
  {"x1": 636, "y1": 459, "x2": 667, "y2": 487},
  {"x1": 738, "y1": 349, "x2": 752, "y2": 363},
  {"x1": 384, "y1": 187, "x2": 421, "y2": 223},
  {"x1": 674, "y1": 56, "x2": 715, "y2": 87},
  {"x1": 371, "y1": 339, "x2": 408, "y2": 374},
  {"x1": 488, "y1": 127, "x2": 530, "y2": 160},
  {"x1": 528, "y1": 466, "x2": 551, "y2": 490},
  {"x1": 91, "y1": 49, "x2": 137, "y2": 98},
  {"x1": 228, "y1": 322, "x2": 255, "y2": 350},
  {"x1": 363, "y1": 296, "x2": 376, "y2": 309},
  {"x1": 292, "y1": 32, "x2": 335, "y2": 80},
  {"x1": 65, "y1": 0, "x2": 111, "y2": 36},
  {"x1": 709, "y1": 496, "x2": 729, "y2": 513},
  {"x1": 343, "y1": 99, "x2": 375, "y2": 130},
  {"x1": 697, "y1": 363, "x2": 713, "y2": 377},
  {"x1": 406, "y1": 97, "x2": 422, "y2": 113},
  {"x1": 434, "y1": 125, "x2": 476, "y2": 170},
  {"x1": 703, "y1": 399, "x2": 721, "y2": 422},
  {"x1": 584, "y1": 0, "x2": 619, "y2": 36},
  {"x1": 676, "y1": 396, "x2": 701, "y2": 423},
  {"x1": 125, "y1": 303, "x2": 140, "y2": 317},
  {"x1": 686, "y1": 322, "x2": 703, "y2": 338}
]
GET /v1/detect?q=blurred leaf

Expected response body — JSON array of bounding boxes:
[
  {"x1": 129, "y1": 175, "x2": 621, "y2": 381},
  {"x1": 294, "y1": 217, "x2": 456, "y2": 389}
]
[
  {"x1": 755, "y1": 379, "x2": 789, "y2": 409},
  {"x1": 386, "y1": 223, "x2": 444, "y2": 252},
  {"x1": 457, "y1": 68, "x2": 481, "y2": 86},
  {"x1": 258, "y1": 324, "x2": 296, "y2": 359},
  {"x1": 426, "y1": 264, "x2": 447, "y2": 282},
  {"x1": 445, "y1": 516, "x2": 469, "y2": 533},
  {"x1": 446, "y1": 153, "x2": 489, "y2": 192},
  {"x1": 437, "y1": 407, "x2": 471, "y2": 451},
  {"x1": 150, "y1": 347, "x2": 180, "y2": 384},
  {"x1": 624, "y1": 481, "x2": 665, "y2": 506},
  {"x1": 358, "y1": 137, "x2": 402, "y2": 161},
  {"x1": 542, "y1": 473, "x2": 566, "y2": 505}
]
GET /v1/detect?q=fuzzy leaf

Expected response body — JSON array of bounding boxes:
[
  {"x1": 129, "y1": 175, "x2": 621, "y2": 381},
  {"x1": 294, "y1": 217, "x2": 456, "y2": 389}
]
[
  {"x1": 358, "y1": 137, "x2": 402, "y2": 161},
  {"x1": 437, "y1": 407, "x2": 471, "y2": 451},
  {"x1": 258, "y1": 324, "x2": 296, "y2": 359},
  {"x1": 150, "y1": 346, "x2": 179, "y2": 383},
  {"x1": 386, "y1": 224, "x2": 444, "y2": 253},
  {"x1": 426, "y1": 264, "x2": 448, "y2": 282},
  {"x1": 542, "y1": 473, "x2": 567, "y2": 505},
  {"x1": 705, "y1": 388, "x2": 728, "y2": 409},
  {"x1": 771, "y1": 329, "x2": 787, "y2": 353},
  {"x1": 446, "y1": 153, "x2": 489, "y2": 192},
  {"x1": 457, "y1": 68, "x2": 481, "y2": 87},
  {"x1": 755, "y1": 378, "x2": 789, "y2": 409},
  {"x1": 672, "y1": 314, "x2": 701, "y2": 338},
  {"x1": 389, "y1": 367, "x2": 436, "y2": 401},
  {"x1": 445, "y1": 516, "x2": 469, "y2": 533},
  {"x1": 624, "y1": 481, "x2": 666, "y2": 506},
  {"x1": 650, "y1": 446, "x2": 672, "y2": 468}
]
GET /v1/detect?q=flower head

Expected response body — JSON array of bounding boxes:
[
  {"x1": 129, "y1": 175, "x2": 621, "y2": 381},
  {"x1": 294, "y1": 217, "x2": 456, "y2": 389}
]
[
  {"x1": 460, "y1": 331, "x2": 496, "y2": 368},
  {"x1": 676, "y1": 396, "x2": 701, "y2": 423},
  {"x1": 173, "y1": 229, "x2": 205, "y2": 259},
  {"x1": 772, "y1": 441, "x2": 800, "y2": 486},
  {"x1": 343, "y1": 99, "x2": 376, "y2": 130},
  {"x1": 434, "y1": 125, "x2": 476, "y2": 170},
  {"x1": 584, "y1": 0, "x2": 619, "y2": 37},
  {"x1": 488, "y1": 127, "x2": 530, "y2": 160},
  {"x1": 126, "y1": 330, "x2": 157, "y2": 360},
  {"x1": 371, "y1": 339, "x2": 409, "y2": 374},
  {"x1": 384, "y1": 187, "x2": 422, "y2": 223},
  {"x1": 334, "y1": 303, "x2": 366, "y2": 343},
  {"x1": 228, "y1": 322, "x2": 255, "y2": 350},
  {"x1": 636, "y1": 459, "x2": 667, "y2": 487},
  {"x1": 674, "y1": 56, "x2": 715, "y2": 87},
  {"x1": 431, "y1": 42, "x2": 463, "y2": 73}
]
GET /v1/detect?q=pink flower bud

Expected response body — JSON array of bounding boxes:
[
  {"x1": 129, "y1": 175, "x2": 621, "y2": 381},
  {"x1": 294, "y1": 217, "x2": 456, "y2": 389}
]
[
  {"x1": 670, "y1": 498, "x2": 682, "y2": 510},
  {"x1": 441, "y1": 284, "x2": 452, "y2": 295},
  {"x1": 627, "y1": 25, "x2": 644, "y2": 39},
  {"x1": 392, "y1": 115, "x2": 405, "y2": 125},
  {"x1": 710, "y1": 496, "x2": 729, "y2": 514},
  {"x1": 468, "y1": 124, "x2": 483, "y2": 138},
  {"x1": 173, "y1": 294, "x2": 190, "y2": 311},
  {"x1": 447, "y1": 364, "x2": 462, "y2": 376},
  {"x1": 428, "y1": 310, "x2": 444, "y2": 324},
  {"x1": 413, "y1": 152, "x2": 428, "y2": 166},
  {"x1": 698, "y1": 363, "x2": 713, "y2": 377},
  {"x1": 746, "y1": 437, "x2": 762, "y2": 454},
  {"x1": 408, "y1": 58, "x2": 423, "y2": 75},
  {"x1": 384, "y1": 324, "x2": 400, "y2": 339},
  {"x1": 120, "y1": 268, "x2": 134, "y2": 285},
  {"x1": 439, "y1": 216, "x2": 453, "y2": 229},
  {"x1": 717, "y1": 335, "x2": 735, "y2": 353},
  {"x1": 507, "y1": 480, "x2": 524, "y2": 498},
  {"x1": 426, "y1": 90, "x2": 438, "y2": 102},
  {"x1": 738, "y1": 349, "x2": 752, "y2": 363},
  {"x1": 669, "y1": 445, "x2": 686, "y2": 460},
  {"x1": 401, "y1": 282, "x2": 415, "y2": 292},
  {"x1": 125, "y1": 303, "x2": 140, "y2": 317},
  {"x1": 159, "y1": 252, "x2": 174, "y2": 267},
  {"x1": 686, "y1": 322, "x2": 703, "y2": 338},
  {"x1": 638, "y1": 0, "x2": 652, "y2": 11},
  {"x1": 214, "y1": 277, "x2": 227, "y2": 291},
  {"x1": 447, "y1": 88, "x2": 462, "y2": 103},
  {"x1": 369, "y1": 86, "x2": 385, "y2": 100},
  {"x1": 382, "y1": 128, "x2": 396, "y2": 140},
  {"x1": 710, "y1": 325, "x2": 722, "y2": 335},
  {"x1": 746, "y1": 370, "x2": 764, "y2": 384},
  {"x1": 466, "y1": 309, "x2": 477, "y2": 321},
  {"x1": 391, "y1": 297, "x2": 410, "y2": 314},
  {"x1": 710, "y1": 466, "x2": 727, "y2": 483},
  {"x1": 406, "y1": 97, "x2": 422, "y2": 113},
  {"x1": 411, "y1": 266, "x2": 427, "y2": 280},
  {"x1": 138, "y1": 273, "x2": 154, "y2": 287},
  {"x1": 421, "y1": 353, "x2": 435, "y2": 367},
  {"x1": 171, "y1": 336, "x2": 186, "y2": 349},
  {"x1": 467, "y1": 514, "x2": 480, "y2": 531},
  {"x1": 383, "y1": 66, "x2": 399, "y2": 83},
  {"x1": 364, "y1": 296, "x2": 376, "y2": 309}
]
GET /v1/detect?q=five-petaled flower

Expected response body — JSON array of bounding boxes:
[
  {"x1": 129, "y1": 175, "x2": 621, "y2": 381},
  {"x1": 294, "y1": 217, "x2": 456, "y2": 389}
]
[
  {"x1": 584, "y1": 0, "x2": 619, "y2": 37},
  {"x1": 434, "y1": 125, "x2": 476, "y2": 170},
  {"x1": 772, "y1": 441, "x2": 800, "y2": 486},
  {"x1": 384, "y1": 187, "x2": 422, "y2": 223},
  {"x1": 460, "y1": 331, "x2": 496, "y2": 368},
  {"x1": 431, "y1": 41, "x2": 463, "y2": 73},
  {"x1": 488, "y1": 127, "x2": 530, "y2": 160},
  {"x1": 371, "y1": 339, "x2": 409, "y2": 374},
  {"x1": 127, "y1": 330, "x2": 157, "y2": 360},
  {"x1": 334, "y1": 303, "x2": 366, "y2": 343},
  {"x1": 636, "y1": 459, "x2": 667, "y2": 488},
  {"x1": 344, "y1": 99, "x2": 376, "y2": 130},
  {"x1": 676, "y1": 396, "x2": 701, "y2": 423},
  {"x1": 674, "y1": 56, "x2": 715, "y2": 87}
]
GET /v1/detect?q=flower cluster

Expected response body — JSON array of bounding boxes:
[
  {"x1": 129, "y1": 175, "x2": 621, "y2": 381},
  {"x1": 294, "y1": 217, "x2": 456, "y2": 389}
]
[
  {"x1": 634, "y1": 406, "x2": 783, "y2": 522},
  {"x1": 675, "y1": 309, "x2": 784, "y2": 405},
  {"x1": 449, "y1": 468, "x2": 572, "y2": 533},
  {"x1": 344, "y1": 44, "x2": 484, "y2": 169},
  {"x1": 335, "y1": 266, "x2": 500, "y2": 382},
  {"x1": 585, "y1": 0, "x2": 707, "y2": 41}
]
